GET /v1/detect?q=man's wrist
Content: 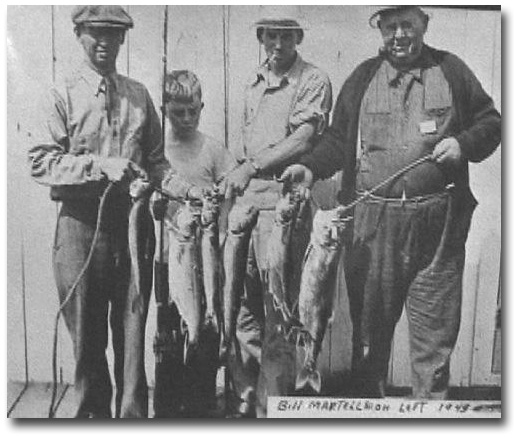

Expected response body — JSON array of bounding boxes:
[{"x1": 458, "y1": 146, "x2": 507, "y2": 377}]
[{"x1": 245, "y1": 157, "x2": 261, "y2": 177}]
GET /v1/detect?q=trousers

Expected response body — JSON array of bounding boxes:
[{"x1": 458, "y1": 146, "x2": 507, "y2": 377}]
[
  {"x1": 229, "y1": 201, "x2": 311, "y2": 417},
  {"x1": 345, "y1": 190, "x2": 476, "y2": 398},
  {"x1": 53, "y1": 196, "x2": 152, "y2": 418}
]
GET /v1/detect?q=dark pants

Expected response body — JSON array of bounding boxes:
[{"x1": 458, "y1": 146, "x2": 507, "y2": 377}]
[
  {"x1": 345, "y1": 190, "x2": 475, "y2": 399},
  {"x1": 53, "y1": 198, "x2": 152, "y2": 418},
  {"x1": 155, "y1": 313, "x2": 220, "y2": 417},
  {"x1": 153, "y1": 262, "x2": 219, "y2": 418}
]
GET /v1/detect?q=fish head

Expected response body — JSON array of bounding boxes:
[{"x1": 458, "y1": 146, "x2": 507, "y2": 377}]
[
  {"x1": 201, "y1": 194, "x2": 220, "y2": 226},
  {"x1": 175, "y1": 203, "x2": 200, "y2": 237},
  {"x1": 228, "y1": 204, "x2": 259, "y2": 234},
  {"x1": 311, "y1": 209, "x2": 341, "y2": 248},
  {"x1": 274, "y1": 193, "x2": 297, "y2": 224}
]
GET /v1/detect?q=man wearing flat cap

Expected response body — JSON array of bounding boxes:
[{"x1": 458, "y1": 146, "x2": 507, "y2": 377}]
[
  {"x1": 282, "y1": 6, "x2": 501, "y2": 399},
  {"x1": 219, "y1": 6, "x2": 332, "y2": 417},
  {"x1": 28, "y1": 5, "x2": 196, "y2": 418}
]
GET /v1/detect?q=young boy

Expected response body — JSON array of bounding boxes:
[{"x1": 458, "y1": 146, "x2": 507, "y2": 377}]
[{"x1": 152, "y1": 70, "x2": 235, "y2": 417}]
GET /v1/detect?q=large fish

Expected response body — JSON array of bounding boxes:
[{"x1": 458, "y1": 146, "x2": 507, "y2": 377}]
[
  {"x1": 219, "y1": 204, "x2": 259, "y2": 362},
  {"x1": 296, "y1": 208, "x2": 351, "y2": 393},
  {"x1": 200, "y1": 192, "x2": 221, "y2": 333},
  {"x1": 128, "y1": 185, "x2": 155, "y2": 315},
  {"x1": 166, "y1": 201, "x2": 203, "y2": 365},
  {"x1": 266, "y1": 193, "x2": 301, "y2": 325}
]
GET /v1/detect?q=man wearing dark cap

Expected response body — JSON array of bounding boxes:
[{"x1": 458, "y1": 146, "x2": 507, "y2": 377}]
[
  {"x1": 219, "y1": 6, "x2": 332, "y2": 417},
  {"x1": 28, "y1": 5, "x2": 197, "y2": 418},
  {"x1": 281, "y1": 6, "x2": 501, "y2": 399}
]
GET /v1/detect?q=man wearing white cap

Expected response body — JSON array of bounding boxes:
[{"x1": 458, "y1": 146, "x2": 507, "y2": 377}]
[
  {"x1": 219, "y1": 6, "x2": 332, "y2": 417},
  {"x1": 281, "y1": 6, "x2": 501, "y2": 399}
]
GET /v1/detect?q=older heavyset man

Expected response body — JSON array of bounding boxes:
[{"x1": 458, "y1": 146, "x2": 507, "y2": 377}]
[
  {"x1": 220, "y1": 7, "x2": 332, "y2": 417},
  {"x1": 282, "y1": 6, "x2": 501, "y2": 399},
  {"x1": 28, "y1": 6, "x2": 195, "y2": 418}
]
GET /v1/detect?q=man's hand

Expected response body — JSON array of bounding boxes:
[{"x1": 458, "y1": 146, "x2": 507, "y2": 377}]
[
  {"x1": 432, "y1": 137, "x2": 463, "y2": 165},
  {"x1": 279, "y1": 164, "x2": 314, "y2": 200},
  {"x1": 219, "y1": 161, "x2": 257, "y2": 199},
  {"x1": 99, "y1": 158, "x2": 147, "y2": 183}
]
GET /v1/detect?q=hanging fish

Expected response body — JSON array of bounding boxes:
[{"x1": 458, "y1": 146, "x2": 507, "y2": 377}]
[
  {"x1": 200, "y1": 192, "x2": 221, "y2": 333},
  {"x1": 296, "y1": 208, "x2": 351, "y2": 393},
  {"x1": 128, "y1": 182, "x2": 155, "y2": 314},
  {"x1": 166, "y1": 201, "x2": 203, "y2": 365},
  {"x1": 266, "y1": 192, "x2": 300, "y2": 324},
  {"x1": 219, "y1": 204, "x2": 259, "y2": 362}
]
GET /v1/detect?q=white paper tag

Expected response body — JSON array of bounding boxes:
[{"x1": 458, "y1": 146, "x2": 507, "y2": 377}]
[{"x1": 419, "y1": 120, "x2": 437, "y2": 134}]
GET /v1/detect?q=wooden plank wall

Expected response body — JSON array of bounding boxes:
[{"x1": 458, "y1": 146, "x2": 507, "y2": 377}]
[{"x1": 7, "y1": 6, "x2": 501, "y2": 390}]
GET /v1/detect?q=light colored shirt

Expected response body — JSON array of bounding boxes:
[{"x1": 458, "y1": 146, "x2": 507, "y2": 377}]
[
  {"x1": 29, "y1": 62, "x2": 169, "y2": 199},
  {"x1": 165, "y1": 131, "x2": 236, "y2": 190},
  {"x1": 243, "y1": 54, "x2": 332, "y2": 158},
  {"x1": 155, "y1": 131, "x2": 235, "y2": 261},
  {"x1": 240, "y1": 54, "x2": 332, "y2": 210}
]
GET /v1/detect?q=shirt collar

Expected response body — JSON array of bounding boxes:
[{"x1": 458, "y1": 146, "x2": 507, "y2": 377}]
[
  {"x1": 251, "y1": 53, "x2": 304, "y2": 89},
  {"x1": 385, "y1": 60, "x2": 423, "y2": 87},
  {"x1": 78, "y1": 62, "x2": 118, "y2": 96}
]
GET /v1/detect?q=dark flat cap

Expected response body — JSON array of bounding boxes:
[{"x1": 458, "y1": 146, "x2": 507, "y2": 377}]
[
  {"x1": 72, "y1": 5, "x2": 134, "y2": 29},
  {"x1": 369, "y1": 6, "x2": 427, "y2": 28}
]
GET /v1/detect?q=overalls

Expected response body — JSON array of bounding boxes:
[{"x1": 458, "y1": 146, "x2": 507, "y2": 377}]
[{"x1": 347, "y1": 60, "x2": 476, "y2": 398}]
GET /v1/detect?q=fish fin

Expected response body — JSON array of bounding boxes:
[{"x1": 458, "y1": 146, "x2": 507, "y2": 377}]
[
  {"x1": 183, "y1": 333, "x2": 198, "y2": 366},
  {"x1": 295, "y1": 368, "x2": 309, "y2": 391},
  {"x1": 295, "y1": 367, "x2": 321, "y2": 394},
  {"x1": 327, "y1": 310, "x2": 336, "y2": 328},
  {"x1": 218, "y1": 341, "x2": 228, "y2": 364},
  {"x1": 131, "y1": 294, "x2": 145, "y2": 314},
  {"x1": 309, "y1": 371, "x2": 322, "y2": 393},
  {"x1": 301, "y1": 244, "x2": 314, "y2": 267}
]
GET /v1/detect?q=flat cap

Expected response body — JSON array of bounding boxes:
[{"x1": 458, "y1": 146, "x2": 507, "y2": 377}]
[
  {"x1": 369, "y1": 6, "x2": 427, "y2": 28},
  {"x1": 72, "y1": 5, "x2": 134, "y2": 29},
  {"x1": 254, "y1": 5, "x2": 306, "y2": 30}
]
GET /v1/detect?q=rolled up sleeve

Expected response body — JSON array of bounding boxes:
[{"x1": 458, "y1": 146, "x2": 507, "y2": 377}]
[{"x1": 289, "y1": 69, "x2": 333, "y2": 136}]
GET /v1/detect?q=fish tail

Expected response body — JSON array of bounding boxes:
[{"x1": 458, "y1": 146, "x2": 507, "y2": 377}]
[
  {"x1": 295, "y1": 367, "x2": 321, "y2": 394},
  {"x1": 204, "y1": 312, "x2": 219, "y2": 334}
]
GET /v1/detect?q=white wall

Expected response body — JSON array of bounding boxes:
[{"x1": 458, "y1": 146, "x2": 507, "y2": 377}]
[{"x1": 7, "y1": 6, "x2": 501, "y2": 388}]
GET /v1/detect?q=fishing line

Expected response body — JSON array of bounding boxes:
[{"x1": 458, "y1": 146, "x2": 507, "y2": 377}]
[{"x1": 48, "y1": 182, "x2": 115, "y2": 418}]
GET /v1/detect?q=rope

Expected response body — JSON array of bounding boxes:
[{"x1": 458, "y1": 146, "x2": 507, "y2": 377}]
[{"x1": 337, "y1": 154, "x2": 434, "y2": 215}]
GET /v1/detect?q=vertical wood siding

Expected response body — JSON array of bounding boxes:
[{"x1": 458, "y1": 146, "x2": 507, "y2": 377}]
[{"x1": 7, "y1": 6, "x2": 501, "y2": 389}]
